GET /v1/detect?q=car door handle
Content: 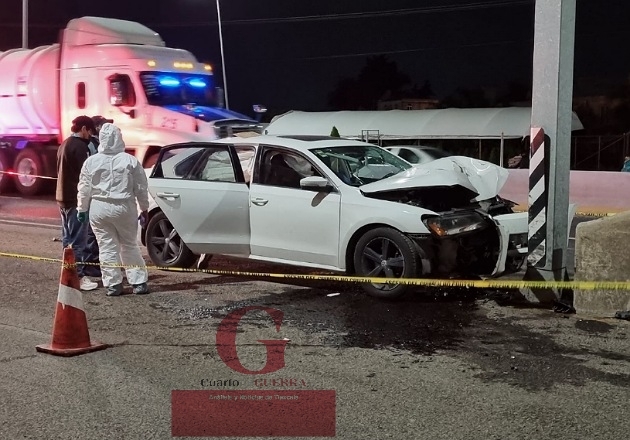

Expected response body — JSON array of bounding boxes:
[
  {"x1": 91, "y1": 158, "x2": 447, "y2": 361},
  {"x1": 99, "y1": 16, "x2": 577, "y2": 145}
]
[
  {"x1": 156, "y1": 192, "x2": 180, "y2": 199},
  {"x1": 251, "y1": 197, "x2": 268, "y2": 206}
]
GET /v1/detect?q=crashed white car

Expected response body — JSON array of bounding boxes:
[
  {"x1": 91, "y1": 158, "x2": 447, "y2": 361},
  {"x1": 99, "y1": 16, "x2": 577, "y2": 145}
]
[{"x1": 140, "y1": 134, "x2": 528, "y2": 298}]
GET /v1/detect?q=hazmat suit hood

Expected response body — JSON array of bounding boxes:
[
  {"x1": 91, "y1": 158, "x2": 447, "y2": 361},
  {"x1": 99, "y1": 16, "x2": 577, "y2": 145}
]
[{"x1": 98, "y1": 123, "x2": 126, "y2": 155}]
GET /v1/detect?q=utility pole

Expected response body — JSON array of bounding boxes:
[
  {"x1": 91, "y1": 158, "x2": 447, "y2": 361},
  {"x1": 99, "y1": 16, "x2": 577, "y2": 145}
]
[
  {"x1": 22, "y1": 0, "x2": 28, "y2": 49},
  {"x1": 216, "y1": 0, "x2": 229, "y2": 109},
  {"x1": 524, "y1": 0, "x2": 577, "y2": 303}
]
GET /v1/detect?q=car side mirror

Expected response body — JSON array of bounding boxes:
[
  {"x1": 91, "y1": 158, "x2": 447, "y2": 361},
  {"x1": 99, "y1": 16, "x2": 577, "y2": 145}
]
[{"x1": 300, "y1": 176, "x2": 332, "y2": 191}]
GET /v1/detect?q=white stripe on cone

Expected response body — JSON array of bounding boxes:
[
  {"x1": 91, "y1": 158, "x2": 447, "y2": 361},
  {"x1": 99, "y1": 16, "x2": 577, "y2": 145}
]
[{"x1": 58, "y1": 284, "x2": 85, "y2": 312}]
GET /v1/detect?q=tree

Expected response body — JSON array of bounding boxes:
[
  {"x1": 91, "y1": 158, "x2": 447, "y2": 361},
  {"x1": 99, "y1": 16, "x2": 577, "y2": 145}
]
[
  {"x1": 442, "y1": 87, "x2": 492, "y2": 108},
  {"x1": 414, "y1": 80, "x2": 436, "y2": 99},
  {"x1": 328, "y1": 55, "x2": 411, "y2": 110},
  {"x1": 330, "y1": 126, "x2": 341, "y2": 137},
  {"x1": 327, "y1": 78, "x2": 361, "y2": 110},
  {"x1": 496, "y1": 81, "x2": 531, "y2": 106}
]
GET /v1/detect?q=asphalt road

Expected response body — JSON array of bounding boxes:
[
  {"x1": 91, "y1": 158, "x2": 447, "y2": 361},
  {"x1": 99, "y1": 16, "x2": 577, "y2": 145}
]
[{"x1": 1, "y1": 195, "x2": 629, "y2": 439}]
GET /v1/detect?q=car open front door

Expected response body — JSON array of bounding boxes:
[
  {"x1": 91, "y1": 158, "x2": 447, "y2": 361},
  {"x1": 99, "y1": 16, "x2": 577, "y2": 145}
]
[
  {"x1": 248, "y1": 146, "x2": 342, "y2": 269},
  {"x1": 148, "y1": 143, "x2": 251, "y2": 255}
]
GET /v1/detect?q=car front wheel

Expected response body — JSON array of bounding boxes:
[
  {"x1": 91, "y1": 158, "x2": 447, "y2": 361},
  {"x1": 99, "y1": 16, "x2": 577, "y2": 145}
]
[
  {"x1": 353, "y1": 227, "x2": 421, "y2": 299},
  {"x1": 146, "y1": 211, "x2": 197, "y2": 268}
]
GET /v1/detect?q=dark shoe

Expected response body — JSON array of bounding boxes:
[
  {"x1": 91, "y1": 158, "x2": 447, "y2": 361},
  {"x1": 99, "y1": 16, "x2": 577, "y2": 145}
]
[
  {"x1": 132, "y1": 283, "x2": 149, "y2": 295},
  {"x1": 106, "y1": 284, "x2": 123, "y2": 296}
]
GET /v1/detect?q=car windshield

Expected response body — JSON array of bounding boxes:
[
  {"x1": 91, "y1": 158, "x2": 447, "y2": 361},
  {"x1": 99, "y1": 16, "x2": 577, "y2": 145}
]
[
  {"x1": 311, "y1": 145, "x2": 412, "y2": 186},
  {"x1": 139, "y1": 72, "x2": 217, "y2": 107}
]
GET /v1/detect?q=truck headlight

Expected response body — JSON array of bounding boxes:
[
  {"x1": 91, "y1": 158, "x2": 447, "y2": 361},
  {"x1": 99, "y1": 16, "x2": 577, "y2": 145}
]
[{"x1": 423, "y1": 212, "x2": 486, "y2": 237}]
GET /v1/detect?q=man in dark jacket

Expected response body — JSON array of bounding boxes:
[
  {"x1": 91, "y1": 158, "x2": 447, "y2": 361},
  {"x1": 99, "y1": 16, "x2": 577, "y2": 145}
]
[{"x1": 56, "y1": 115, "x2": 99, "y2": 291}]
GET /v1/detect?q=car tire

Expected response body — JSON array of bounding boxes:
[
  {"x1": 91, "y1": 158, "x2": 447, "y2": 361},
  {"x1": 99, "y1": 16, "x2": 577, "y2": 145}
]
[
  {"x1": 353, "y1": 227, "x2": 420, "y2": 299},
  {"x1": 145, "y1": 211, "x2": 197, "y2": 269}
]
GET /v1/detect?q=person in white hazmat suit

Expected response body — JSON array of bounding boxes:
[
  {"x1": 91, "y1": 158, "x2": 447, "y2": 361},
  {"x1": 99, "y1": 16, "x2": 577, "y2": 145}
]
[{"x1": 76, "y1": 123, "x2": 150, "y2": 296}]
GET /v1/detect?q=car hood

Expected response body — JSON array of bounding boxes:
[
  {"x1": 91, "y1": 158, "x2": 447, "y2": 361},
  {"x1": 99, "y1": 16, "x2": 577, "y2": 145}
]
[{"x1": 360, "y1": 156, "x2": 508, "y2": 201}]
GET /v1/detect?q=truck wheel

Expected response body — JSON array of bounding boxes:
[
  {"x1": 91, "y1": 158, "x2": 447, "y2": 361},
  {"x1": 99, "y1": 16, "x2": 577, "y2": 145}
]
[
  {"x1": 145, "y1": 211, "x2": 197, "y2": 268},
  {"x1": 353, "y1": 227, "x2": 421, "y2": 299},
  {"x1": 0, "y1": 151, "x2": 13, "y2": 194},
  {"x1": 13, "y1": 149, "x2": 46, "y2": 196}
]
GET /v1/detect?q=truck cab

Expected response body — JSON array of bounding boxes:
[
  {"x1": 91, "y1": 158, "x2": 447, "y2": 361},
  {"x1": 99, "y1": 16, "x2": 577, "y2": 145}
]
[{"x1": 0, "y1": 16, "x2": 263, "y2": 195}]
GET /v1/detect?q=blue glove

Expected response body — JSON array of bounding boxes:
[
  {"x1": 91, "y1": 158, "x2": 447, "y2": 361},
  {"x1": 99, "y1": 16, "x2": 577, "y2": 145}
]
[
  {"x1": 138, "y1": 211, "x2": 148, "y2": 228},
  {"x1": 77, "y1": 211, "x2": 88, "y2": 223}
]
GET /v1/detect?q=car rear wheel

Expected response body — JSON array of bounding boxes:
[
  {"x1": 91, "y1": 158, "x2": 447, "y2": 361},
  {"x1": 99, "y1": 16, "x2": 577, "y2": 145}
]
[
  {"x1": 146, "y1": 211, "x2": 197, "y2": 268},
  {"x1": 353, "y1": 227, "x2": 420, "y2": 299}
]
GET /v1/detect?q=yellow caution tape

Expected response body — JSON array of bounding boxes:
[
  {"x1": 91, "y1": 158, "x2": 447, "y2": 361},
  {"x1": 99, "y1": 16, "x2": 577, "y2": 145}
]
[
  {"x1": 1, "y1": 251, "x2": 630, "y2": 291},
  {"x1": 0, "y1": 170, "x2": 57, "y2": 180},
  {"x1": 512, "y1": 208, "x2": 617, "y2": 218}
]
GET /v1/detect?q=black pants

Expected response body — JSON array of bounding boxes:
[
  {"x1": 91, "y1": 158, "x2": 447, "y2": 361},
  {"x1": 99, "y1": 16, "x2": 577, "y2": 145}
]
[{"x1": 83, "y1": 224, "x2": 102, "y2": 277}]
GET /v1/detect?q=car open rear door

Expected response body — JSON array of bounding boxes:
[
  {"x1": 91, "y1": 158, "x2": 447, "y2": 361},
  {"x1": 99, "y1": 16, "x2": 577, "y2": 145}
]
[{"x1": 148, "y1": 143, "x2": 251, "y2": 255}]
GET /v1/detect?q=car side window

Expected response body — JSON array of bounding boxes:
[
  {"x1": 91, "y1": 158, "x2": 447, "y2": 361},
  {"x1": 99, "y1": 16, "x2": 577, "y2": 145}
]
[
  {"x1": 258, "y1": 148, "x2": 322, "y2": 189},
  {"x1": 399, "y1": 148, "x2": 419, "y2": 164},
  {"x1": 189, "y1": 147, "x2": 237, "y2": 182},
  {"x1": 234, "y1": 146, "x2": 256, "y2": 184}
]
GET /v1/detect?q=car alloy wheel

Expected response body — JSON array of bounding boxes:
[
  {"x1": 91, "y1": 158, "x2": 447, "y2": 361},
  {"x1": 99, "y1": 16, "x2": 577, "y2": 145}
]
[
  {"x1": 146, "y1": 211, "x2": 197, "y2": 268},
  {"x1": 353, "y1": 227, "x2": 420, "y2": 299}
]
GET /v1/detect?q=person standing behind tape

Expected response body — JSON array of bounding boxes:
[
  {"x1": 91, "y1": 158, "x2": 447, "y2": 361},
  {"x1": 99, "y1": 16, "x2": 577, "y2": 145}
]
[
  {"x1": 56, "y1": 115, "x2": 99, "y2": 291},
  {"x1": 76, "y1": 122, "x2": 150, "y2": 296}
]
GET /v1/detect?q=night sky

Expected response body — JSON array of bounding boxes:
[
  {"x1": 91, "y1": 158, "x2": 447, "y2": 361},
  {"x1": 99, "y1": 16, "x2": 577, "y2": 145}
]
[{"x1": 1, "y1": 0, "x2": 629, "y2": 117}]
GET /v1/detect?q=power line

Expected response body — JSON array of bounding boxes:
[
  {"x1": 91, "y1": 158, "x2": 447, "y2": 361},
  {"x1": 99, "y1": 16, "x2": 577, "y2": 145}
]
[
  {"x1": 293, "y1": 38, "x2": 532, "y2": 61},
  {"x1": 219, "y1": 1, "x2": 534, "y2": 26},
  {"x1": 0, "y1": 0, "x2": 532, "y2": 29}
]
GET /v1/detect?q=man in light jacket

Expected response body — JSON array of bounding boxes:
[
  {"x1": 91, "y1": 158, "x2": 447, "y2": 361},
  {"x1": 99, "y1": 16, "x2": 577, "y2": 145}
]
[{"x1": 76, "y1": 123, "x2": 150, "y2": 296}]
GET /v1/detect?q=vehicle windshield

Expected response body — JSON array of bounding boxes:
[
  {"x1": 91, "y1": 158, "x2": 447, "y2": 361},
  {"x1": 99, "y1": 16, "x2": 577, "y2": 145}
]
[
  {"x1": 139, "y1": 72, "x2": 217, "y2": 107},
  {"x1": 311, "y1": 145, "x2": 412, "y2": 186}
]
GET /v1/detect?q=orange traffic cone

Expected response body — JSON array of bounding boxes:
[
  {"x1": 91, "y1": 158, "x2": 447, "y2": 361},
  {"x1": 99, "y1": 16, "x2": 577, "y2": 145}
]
[{"x1": 36, "y1": 246, "x2": 108, "y2": 356}]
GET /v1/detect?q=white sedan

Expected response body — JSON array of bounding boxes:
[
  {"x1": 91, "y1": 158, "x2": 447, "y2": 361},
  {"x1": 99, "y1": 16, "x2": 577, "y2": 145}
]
[{"x1": 140, "y1": 135, "x2": 528, "y2": 298}]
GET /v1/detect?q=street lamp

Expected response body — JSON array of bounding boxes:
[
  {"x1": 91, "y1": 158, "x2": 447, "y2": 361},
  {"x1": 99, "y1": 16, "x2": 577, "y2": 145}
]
[
  {"x1": 215, "y1": 0, "x2": 229, "y2": 109},
  {"x1": 22, "y1": 0, "x2": 28, "y2": 48}
]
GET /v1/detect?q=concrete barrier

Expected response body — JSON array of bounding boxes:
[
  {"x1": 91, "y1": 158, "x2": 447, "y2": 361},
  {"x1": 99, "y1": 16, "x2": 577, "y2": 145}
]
[
  {"x1": 573, "y1": 211, "x2": 630, "y2": 317},
  {"x1": 499, "y1": 169, "x2": 630, "y2": 214}
]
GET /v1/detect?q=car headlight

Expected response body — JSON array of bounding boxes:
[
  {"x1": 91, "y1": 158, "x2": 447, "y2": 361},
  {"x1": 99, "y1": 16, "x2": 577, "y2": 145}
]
[{"x1": 423, "y1": 212, "x2": 486, "y2": 237}]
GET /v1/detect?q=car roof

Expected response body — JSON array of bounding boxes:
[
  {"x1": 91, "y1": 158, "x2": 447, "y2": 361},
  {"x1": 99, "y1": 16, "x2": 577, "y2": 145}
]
[{"x1": 200, "y1": 134, "x2": 380, "y2": 153}]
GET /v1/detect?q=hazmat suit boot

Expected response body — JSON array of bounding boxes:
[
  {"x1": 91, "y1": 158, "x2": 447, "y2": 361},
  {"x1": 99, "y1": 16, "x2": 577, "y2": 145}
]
[
  {"x1": 106, "y1": 283, "x2": 123, "y2": 297},
  {"x1": 133, "y1": 282, "x2": 149, "y2": 295}
]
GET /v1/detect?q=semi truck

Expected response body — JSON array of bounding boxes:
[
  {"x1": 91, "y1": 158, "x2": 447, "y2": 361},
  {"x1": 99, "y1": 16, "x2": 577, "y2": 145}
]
[{"x1": 0, "y1": 16, "x2": 264, "y2": 196}]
